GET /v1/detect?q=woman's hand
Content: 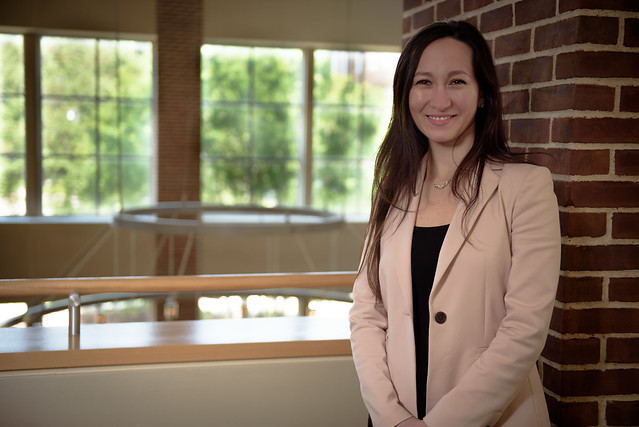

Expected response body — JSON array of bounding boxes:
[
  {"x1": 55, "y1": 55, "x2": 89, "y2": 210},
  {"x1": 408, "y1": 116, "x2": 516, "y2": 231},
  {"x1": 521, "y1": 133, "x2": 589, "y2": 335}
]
[{"x1": 396, "y1": 416, "x2": 426, "y2": 426}]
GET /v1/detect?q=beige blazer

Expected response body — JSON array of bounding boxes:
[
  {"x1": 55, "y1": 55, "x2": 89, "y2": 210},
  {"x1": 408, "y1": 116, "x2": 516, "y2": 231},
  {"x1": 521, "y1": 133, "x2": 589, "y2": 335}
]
[{"x1": 349, "y1": 160, "x2": 561, "y2": 427}]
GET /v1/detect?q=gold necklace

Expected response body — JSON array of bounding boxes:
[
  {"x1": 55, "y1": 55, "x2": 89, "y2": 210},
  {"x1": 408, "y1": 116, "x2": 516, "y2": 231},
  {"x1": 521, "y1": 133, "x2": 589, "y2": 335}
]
[{"x1": 433, "y1": 179, "x2": 450, "y2": 189}]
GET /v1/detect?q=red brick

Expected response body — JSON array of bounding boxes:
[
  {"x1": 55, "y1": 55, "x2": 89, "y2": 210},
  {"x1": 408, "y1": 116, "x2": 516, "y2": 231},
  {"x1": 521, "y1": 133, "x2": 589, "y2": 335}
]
[
  {"x1": 625, "y1": 18, "x2": 639, "y2": 47},
  {"x1": 542, "y1": 334, "x2": 600, "y2": 364},
  {"x1": 609, "y1": 277, "x2": 639, "y2": 302},
  {"x1": 616, "y1": 150, "x2": 639, "y2": 175},
  {"x1": 464, "y1": 0, "x2": 493, "y2": 12},
  {"x1": 403, "y1": 0, "x2": 423, "y2": 11},
  {"x1": 436, "y1": 0, "x2": 461, "y2": 21},
  {"x1": 543, "y1": 364, "x2": 639, "y2": 396},
  {"x1": 562, "y1": 244, "x2": 639, "y2": 271},
  {"x1": 613, "y1": 213, "x2": 639, "y2": 239},
  {"x1": 607, "y1": 337, "x2": 639, "y2": 363},
  {"x1": 495, "y1": 62, "x2": 510, "y2": 86},
  {"x1": 559, "y1": 211, "x2": 607, "y2": 237},
  {"x1": 463, "y1": 16, "x2": 479, "y2": 28},
  {"x1": 620, "y1": 86, "x2": 639, "y2": 112},
  {"x1": 527, "y1": 148, "x2": 610, "y2": 175},
  {"x1": 607, "y1": 400, "x2": 639, "y2": 426},
  {"x1": 412, "y1": 7, "x2": 435, "y2": 30},
  {"x1": 557, "y1": 51, "x2": 639, "y2": 79},
  {"x1": 512, "y1": 56, "x2": 553, "y2": 84},
  {"x1": 545, "y1": 395, "x2": 599, "y2": 427},
  {"x1": 494, "y1": 29, "x2": 531, "y2": 58},
  {"x1": 515, "y1": 0, "x2": 556, "y2": 26},
  {"x1": 502, "y1": 90, "x2": 528, "y2": 114},
  {"x1": 532, "y1": 84, "x2": 615, "y2": 112},
  {"x1": 553, "y1": 118, "x2": 639, "y2": 144},
  {"x1": 479, "y1": 4, "x2": 513, "y2": 33},
  {"x1": 559, "y1": 0, "x2": 639, "y2": 13},
  {"x1": 556, "y1": 275, "x2": 604, "y2": 303},
  {"x1": 555, "y1": 181, "x2": 639, "y2": 208},
  {"x1": 552, "y1": 306, "x2": 639, "y2": 334},
  {"x1": 535, "y1": 16, "x2": 619, "y2": 51},
  {"x1": 510, "y1": 118, "x2": 550, "y2": 143}
]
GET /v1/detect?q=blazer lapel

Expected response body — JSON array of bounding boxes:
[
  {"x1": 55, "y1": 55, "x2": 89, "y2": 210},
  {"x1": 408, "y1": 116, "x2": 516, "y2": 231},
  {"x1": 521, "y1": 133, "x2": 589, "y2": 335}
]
[{"x1": 431, "y1": 163, "x2": 501, "y2": 297}]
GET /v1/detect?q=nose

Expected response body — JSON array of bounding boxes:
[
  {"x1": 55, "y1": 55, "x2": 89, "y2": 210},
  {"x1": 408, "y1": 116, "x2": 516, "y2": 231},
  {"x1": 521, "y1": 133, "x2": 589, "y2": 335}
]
[{"x1": 431, "y1": 85, "x2": 452, "y2": 110}]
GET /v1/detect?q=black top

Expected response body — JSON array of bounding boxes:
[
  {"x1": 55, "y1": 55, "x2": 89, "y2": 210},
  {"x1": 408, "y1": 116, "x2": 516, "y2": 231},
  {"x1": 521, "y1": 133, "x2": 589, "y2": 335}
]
[{"x1": 411, "y1": 224, "x2": 449, "y2": 420}]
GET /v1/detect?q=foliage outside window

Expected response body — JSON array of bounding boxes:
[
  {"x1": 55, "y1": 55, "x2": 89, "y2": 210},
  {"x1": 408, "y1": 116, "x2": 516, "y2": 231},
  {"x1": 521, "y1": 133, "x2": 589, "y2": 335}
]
[
  {"x1": 0, "y1": 34, "x2": 25, "y2": 216},
  {"x1": 313, "y1": 50, "x2": 397, "y2": 215},
  {"x1": 201, "y1": 45, "x2": 398, "y2": 216},
  {"x1": 40, "y1": 36, "x2": 153, "y2": 215},
  {"x1": 201, "y1": 45, "x2": 304, "y2": 208}
]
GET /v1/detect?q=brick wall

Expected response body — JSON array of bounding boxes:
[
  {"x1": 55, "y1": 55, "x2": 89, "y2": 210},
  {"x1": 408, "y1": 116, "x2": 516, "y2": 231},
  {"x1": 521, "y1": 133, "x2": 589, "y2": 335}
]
[
  {"x1": 155, "y1": 0, "x2": 202, "y2": 279},
  {"x1": 403, "y1": 1, "x2": 639, "y2": 425}
]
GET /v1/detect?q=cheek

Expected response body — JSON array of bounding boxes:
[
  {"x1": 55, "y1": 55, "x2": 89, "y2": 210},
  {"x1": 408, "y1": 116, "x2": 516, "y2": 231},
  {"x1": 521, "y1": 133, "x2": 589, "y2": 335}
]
[{"x1": 408, "y1": 89, "x2": 423, "y2": 116}]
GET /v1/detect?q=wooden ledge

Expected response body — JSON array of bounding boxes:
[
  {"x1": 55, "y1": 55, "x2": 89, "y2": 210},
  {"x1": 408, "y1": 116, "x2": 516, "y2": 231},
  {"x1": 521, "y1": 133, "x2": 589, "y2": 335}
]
[{"x1": 0, "y1": 316, "x2": 352, "y2": 371}]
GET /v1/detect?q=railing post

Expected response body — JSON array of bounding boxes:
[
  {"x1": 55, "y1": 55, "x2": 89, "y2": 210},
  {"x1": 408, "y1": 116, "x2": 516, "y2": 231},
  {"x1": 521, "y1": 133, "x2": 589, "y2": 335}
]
[{"x1": 68, "y1": 292, "x2": 81, "y2": 347}]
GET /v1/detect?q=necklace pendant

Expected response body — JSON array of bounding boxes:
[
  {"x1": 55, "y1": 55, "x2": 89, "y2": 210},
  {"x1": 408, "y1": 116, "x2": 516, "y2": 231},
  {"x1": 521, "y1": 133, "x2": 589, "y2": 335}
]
[{"x1": 433, "y1": 180, "x2": 450, "y2": 189}]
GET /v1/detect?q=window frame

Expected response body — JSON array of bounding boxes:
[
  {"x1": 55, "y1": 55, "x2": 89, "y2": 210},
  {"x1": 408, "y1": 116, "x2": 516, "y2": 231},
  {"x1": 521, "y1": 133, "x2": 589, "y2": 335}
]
[
  {"x1": 200, "y1": 41, "x2": 399, "y2": 219},
  {"x1": 18, "y1": 30, "x2": 157, "y2": 217},
  {"x1": 4, "y1": 30, "x2": 398, "y2": 221}
]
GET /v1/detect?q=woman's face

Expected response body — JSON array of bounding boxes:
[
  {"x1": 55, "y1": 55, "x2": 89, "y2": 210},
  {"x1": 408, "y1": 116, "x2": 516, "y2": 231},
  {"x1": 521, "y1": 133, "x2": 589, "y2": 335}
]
[{"x1": 408, "y1": 37, "x2": 482, "y2": 150}]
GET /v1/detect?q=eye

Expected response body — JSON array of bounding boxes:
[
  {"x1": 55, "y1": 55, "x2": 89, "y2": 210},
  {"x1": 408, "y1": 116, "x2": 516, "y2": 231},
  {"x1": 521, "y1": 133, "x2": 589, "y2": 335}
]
[
  {"x1": 414, "y1": 79, "x2": 431, "y2": 86},
  {"x1": 450, "y1": 79, "x2": 466, "y2": 85}
]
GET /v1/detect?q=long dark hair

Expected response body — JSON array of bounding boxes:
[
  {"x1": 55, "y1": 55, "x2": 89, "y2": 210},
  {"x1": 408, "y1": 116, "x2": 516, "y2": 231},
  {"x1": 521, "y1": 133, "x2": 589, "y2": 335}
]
[{"x1": 360, "y1": 20, "x2": 520, "y2": 302}]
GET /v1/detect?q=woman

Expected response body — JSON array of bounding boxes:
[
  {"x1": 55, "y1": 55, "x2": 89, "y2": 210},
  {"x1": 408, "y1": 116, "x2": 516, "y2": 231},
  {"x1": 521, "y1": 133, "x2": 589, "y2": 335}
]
[{"x1": 349, "y1": 21, "x2": 560, "y2": 427}]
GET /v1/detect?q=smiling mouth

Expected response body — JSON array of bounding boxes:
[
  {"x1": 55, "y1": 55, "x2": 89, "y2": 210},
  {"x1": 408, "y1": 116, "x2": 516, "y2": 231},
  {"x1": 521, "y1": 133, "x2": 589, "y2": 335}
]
[{"x1": 427, "y1": 115, "x2": 454, "y2": 121}]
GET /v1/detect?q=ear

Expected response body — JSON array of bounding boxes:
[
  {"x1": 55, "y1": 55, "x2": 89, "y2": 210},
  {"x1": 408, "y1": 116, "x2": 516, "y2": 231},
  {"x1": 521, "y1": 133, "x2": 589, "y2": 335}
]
[{"x1": 478, "y1": 93, "x2": 484, "y2": 108}]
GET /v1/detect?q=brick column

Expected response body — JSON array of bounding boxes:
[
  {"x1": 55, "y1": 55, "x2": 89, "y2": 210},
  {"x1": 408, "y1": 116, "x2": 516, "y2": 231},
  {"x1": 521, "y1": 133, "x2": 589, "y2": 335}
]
[
  {"x1": 403, "y1": 1, "x2": 639, "y2": 425},
  {"x1": 155, "y1": 0, "x2": 201, "y2": 286}
]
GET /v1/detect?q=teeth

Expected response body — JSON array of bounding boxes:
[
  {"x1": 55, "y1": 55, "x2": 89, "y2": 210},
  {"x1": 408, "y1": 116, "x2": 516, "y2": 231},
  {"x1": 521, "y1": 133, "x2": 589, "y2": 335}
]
[{"x1": 428, "y1": 115, "x2": 453, "y2": 121}]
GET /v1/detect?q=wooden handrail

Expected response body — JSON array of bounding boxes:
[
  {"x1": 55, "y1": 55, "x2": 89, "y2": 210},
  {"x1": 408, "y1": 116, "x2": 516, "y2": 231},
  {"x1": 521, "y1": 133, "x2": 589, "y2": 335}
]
[{"x1": 0, "y1": 271, "x2": 357, "y2": 296}]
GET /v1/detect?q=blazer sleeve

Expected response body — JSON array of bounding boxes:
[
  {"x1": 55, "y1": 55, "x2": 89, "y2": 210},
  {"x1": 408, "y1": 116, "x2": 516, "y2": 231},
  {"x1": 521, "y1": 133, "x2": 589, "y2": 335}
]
[
  {"x1": 350, "y1": 263, "x2": 414, "y2": 427},
  {"x1": 424, "y1": 166, "x2": 561, "y2": 426}
]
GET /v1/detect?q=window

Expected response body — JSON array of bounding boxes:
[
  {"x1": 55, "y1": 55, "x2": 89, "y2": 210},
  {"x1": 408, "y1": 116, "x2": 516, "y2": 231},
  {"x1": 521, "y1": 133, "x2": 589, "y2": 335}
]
[
  {"x1": 201, "y1": 45, "x2": 398, "y2": 216},
  {"x1": 0, "y1": 34, "x2": 25, "y2": 216},
  {"x1": 313, "y1": 50, "x2": 397, "y2": 214},
  {"x1": 40, "y1": 36, "x2": 154, "y2": 215},
  {"x1": 3, "y1": 35, "x2": 397, "y2": 218},
  {"x1": 201, "y1": 45, "x2": 304, "y2": 207}
]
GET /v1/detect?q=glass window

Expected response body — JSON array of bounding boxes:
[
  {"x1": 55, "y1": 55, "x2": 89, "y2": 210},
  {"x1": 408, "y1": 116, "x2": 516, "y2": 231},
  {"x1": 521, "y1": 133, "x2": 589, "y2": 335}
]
[
  {"x1": 0, "y1": 34, "x2": 25, "y2": 216},
  {"x1": 313, "y1": 50, "x2": 398, "y2": 215},
  {"x1": 201, "y1": 45, "x2": 304, "y2": 207},
  {"x1": 40, "y1": 36, "x2": 153, "y2": 215}
]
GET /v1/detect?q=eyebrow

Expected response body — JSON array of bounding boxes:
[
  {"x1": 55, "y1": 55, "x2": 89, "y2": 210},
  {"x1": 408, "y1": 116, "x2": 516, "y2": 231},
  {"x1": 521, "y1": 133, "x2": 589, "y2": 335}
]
[{"x1": 413, "y1": 70, "x2": 472, "y2": 78}]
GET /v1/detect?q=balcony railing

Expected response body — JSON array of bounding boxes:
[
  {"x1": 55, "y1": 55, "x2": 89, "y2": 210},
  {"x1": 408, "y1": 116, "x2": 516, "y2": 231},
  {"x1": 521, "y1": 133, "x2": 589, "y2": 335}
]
[{"x1": 0, "y1": 272, "x2": 357, "y2": 371}]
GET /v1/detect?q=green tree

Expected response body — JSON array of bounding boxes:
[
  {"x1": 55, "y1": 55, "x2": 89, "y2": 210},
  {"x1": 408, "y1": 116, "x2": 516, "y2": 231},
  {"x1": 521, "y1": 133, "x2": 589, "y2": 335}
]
[
  {"x1": 0, "y1": 34, "x2": 26, "y2": 215},
  {"x1": 201, "y1": 46, "x2": 302, "y2": 206},
  {"x1": 40, "y1": 36, "x2": 153, "y2": 215}
]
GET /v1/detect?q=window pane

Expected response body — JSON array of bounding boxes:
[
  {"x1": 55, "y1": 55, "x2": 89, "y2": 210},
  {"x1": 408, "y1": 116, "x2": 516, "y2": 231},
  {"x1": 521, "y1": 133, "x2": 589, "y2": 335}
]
[
  {"x1": 42, "y1": 99, "x2": 96, "y2": 156},
  {"x1": 100, "y1": 100, "x2": 153, "y2": 155},
  {"x1": 201, "y1": 45, "x2": 303, "y2": 207},
  {"x1": 41, "y1": 37, "x2": 96, "y2": 96},
  {"x1": 201, "y1": 158, "x2": 250, "y2": 205},
  {"x1": 201, "y1": 104, "x2": 249, "y2": 156},
  {"x1": 253, "y1": 48, "x2": 303, "y2": 103},
  {"x1": 42, "y1": 156, "x2": 96, "y2": 215},
  {"x1": 0, "y1": 34, "x2": 25, "y2": 215},
  {"x1": 201, "y1": 45, "x2": 250, "y2": 102},
  {"x1": 313, "y1": 50, "x2": 398, "y2": 215},
  {"x1": 99, "y1": 40, "x2": 153, "y2": 99},
  {"x1": 41, "y1": 36, "x2": 153, "y2": 216}
]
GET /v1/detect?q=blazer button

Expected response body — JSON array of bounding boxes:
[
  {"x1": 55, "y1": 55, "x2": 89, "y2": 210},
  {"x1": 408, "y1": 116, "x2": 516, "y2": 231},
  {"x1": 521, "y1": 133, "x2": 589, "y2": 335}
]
[{"x1": 434, "y1": 311, "x2": 447, "y2": 324}]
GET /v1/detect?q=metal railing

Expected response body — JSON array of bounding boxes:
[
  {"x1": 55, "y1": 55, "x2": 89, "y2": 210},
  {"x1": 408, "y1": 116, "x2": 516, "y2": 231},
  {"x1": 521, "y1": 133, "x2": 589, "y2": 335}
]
[{"x1": 0, "y1": 272, "x2": 357, "y2": 340}]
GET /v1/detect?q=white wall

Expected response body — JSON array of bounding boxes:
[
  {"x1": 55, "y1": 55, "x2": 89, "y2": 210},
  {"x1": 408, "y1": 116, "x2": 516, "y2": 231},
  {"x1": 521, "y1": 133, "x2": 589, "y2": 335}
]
[
  {"x1": 0, "y1": 356, "x2": 367, "y2": 427},
  {"x1": 0, "y1": 0, "x2": 402, "y2": 49}
]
